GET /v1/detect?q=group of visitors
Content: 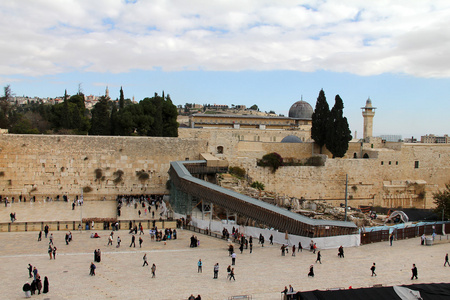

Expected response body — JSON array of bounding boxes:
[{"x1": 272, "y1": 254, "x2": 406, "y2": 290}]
[
  {"x1": 190, "y1": 235, "x2": 199, "y2": 247},
  {"x1": 23, "y1": 265, "x2": 49, "y2": 297}
]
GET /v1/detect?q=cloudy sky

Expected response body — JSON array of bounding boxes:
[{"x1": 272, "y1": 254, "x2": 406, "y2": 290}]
[{"x1": 1, "y1": 0, "x2": 449, "y2": 138}]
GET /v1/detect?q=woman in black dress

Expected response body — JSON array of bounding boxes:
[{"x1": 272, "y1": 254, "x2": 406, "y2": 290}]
[{"x1": 43, "y1": 276, "x2": 49, "y2": 293}]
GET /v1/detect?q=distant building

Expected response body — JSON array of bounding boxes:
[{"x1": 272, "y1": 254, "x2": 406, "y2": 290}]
[
  {"x1": 404, "y1": 137, "x2": 418, "y2": 143},
  {"x1": 379, "y1": 135, "x2": 402, "y2": 142},
  {"x1": 421, "y1": 134, "x2": 449, "y2": 143},
  {"x1": 190, "y1": 99, "x2": 313, "y2": 131}
]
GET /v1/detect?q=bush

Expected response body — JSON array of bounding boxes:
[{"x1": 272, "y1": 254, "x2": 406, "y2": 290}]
[
  {"x1": 94, "y1": 169, "x2": 103, "y2": 180},
  {"x1": 136, "y1": 170, "x2": 150, "y2": 181},
  {"x1": 229, "y1": 166, "x2": 246, "y2": 178},
  {"x1": 113, "y1": 170, "x2": 124, "y2": 185},
  {"x1": 257, "y1": 152, "x2": 283, "y2": 173}
]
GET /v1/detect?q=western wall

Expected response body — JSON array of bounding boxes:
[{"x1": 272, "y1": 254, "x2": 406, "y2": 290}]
[
  {"x1": 0, "y1": 134, "x2": 207, "y2": 200},
  {"x1": 0, "y1": 129, "x2": 449, "y2": 210}
]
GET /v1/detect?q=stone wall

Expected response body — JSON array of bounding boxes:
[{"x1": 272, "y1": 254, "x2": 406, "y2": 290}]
[
  {"x1": 0, "y1": 134, "x2": 207, "y2": 200},
  {"x1": 1, "y1": 131, "x2": 449, "y2": 210}
]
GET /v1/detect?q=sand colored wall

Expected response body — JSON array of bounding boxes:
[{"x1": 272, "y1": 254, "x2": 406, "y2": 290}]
[
  {"x1": 0, "y1": 134, "x2": 207, "y2": 200},
  {"x1": 1, "y1": 131, "x2": 449, "y2": 210}
]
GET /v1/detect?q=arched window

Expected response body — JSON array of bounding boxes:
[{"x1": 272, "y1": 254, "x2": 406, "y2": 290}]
[
  {"x1": 363, "y1": 153, "x2": 369, "y2": 159},
  {"x1": 353, "y1": 153, "x2": 357, "y2": 158},
  {"x1": 217, "y1": 146, "x2": 224, "y2": 154}
]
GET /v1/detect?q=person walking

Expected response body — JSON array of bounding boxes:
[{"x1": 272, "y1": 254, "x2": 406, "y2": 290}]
[
  {"x1": 90, "y1": 262, "x2": 96, "y2": 276},
  {"x1": 38, "y1": 231, "x2": 42, "y2": 242},
  {"x1": 308, "y1": 265, "x2": 314, "y2": 277},
  {"x1": 27, "y1": 264, "x2": 33, "y2": 278},
  {"x1": 151, "y1": 263, "x2": 156, "y2": 278},
  {"x1": 117, "y1": 236, "x2": 121, "y2": 247},
  {"x1": 411, "y1": 264, "x2": 418, "y2": 280},
  {"x1": 43, "y1": 276, "x2": 49, "y2": 294},
  {"x1": 338, "y1": 246, "x2": 344, "y2": 258},
  {"x1": 130, "y1": 235, "x2": 136, "y2": 247},
  {"x1": 48, "y1": 245, "x2": 53, "y2": 259},
  {"x1": 390, "y1": 233, "x2": 394, "y2": 246},
  {"x1": 143, "y1": 254, "x2": 148, "y2": 266},
  {"x1": 298, "y1": 241, "x2": 303, "y2": 252},
  {"x1": 197, "y1": 259, "x2": 202, "y2": 273},
  {"x1": 108, "y1": 235, "x2": 113, "y2": 246},
  {"x1": 249, "y1": 242, "x2": 253, "y2": 254},
  {"x1": 52, "y1": 246, "x2": 57, "y2": 259},
  {"x1": 139, "y1": 237, "x2": 143, "y2": 248},
  {"x1": 227, "y1": 265, "x2": 231, "y2": 279},
  {"x1": 444, "y1": 253, "x2": 450, "y2": 267},
  {"x1": 49, "y1": 233, "x2": 53, "y2": 245},
  {"x1": 315, "y1": 251, "x2": 321, "y2": 264},
  {"x1": 292, "y1": 245, "x2": 296, "y2": 256},
  {"x1": 269, "y1": 234, "x2": 273, "y2": 245},
  {"x1": 229, "y1": 268, "x2": 235, "y2": 281},
  {"x1": 213, "y1": 263, "x2": 219, "y2": 279},
  {"x1": 33, "y1": 267, "x2": 38, "y2": 281},
  {"x1": 36, "y1": 276, "x2": 42, "y2": 295},
  {"x1": 44, "y1": 225, "x2": 49, "y2": 238},
  {"x1": 371, "y1": 263, "x2": 377, "y2": 276},
  {"x1": 231, "y1": 252, "x2": 236, "y2": 265}
]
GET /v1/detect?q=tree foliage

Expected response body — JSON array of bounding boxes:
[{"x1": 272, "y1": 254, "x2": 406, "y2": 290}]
[
  {"x1": 433, "y1": 184, "x2": 450, "y2": 220},
  {"x1": 311, "y1": 89, "x2": 330, "y2": 153},
  {"x1": 89, "y1": 96, "x2": 111, "y2": 135},
  {"x1": 326, "y1": 95, "x2": 352, "y2": 158},
  {"x1": 0, "y1": 85, "x2": 179, "y2": 137},
  {"x1": 258, "y1": 152, "x2": 283, "y2": 173}
]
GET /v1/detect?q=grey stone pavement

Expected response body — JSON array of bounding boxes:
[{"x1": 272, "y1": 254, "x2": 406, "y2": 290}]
[{"x1": 1, "y1": 202, "x2": 450, "y2": 299}]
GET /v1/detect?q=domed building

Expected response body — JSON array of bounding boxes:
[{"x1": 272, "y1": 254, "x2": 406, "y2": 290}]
[
  {"x1": 281, "y1": 135, "x2": 303, "y2": 143},
  {"x1": 288, "y1": 100, "x2": 313, "y2": 120},
  {"x1": 189, "y1": 98, "x2": 313, "y2": 142}
]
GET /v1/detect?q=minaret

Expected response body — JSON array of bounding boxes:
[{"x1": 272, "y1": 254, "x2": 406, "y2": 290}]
[
  {"x1": 361, "y1": 98, "x2": 376, "y2": 140},
  {"x1": 105, "y1": 86, "x2": 109, "y2": 98}
]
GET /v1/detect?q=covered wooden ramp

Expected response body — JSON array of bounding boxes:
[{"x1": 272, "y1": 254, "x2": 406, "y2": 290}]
[{"x1": 168, "y1": 160, "x2": 357, "y2": 238}]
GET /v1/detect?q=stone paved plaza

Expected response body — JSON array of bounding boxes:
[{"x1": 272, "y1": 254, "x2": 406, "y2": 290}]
[{"x1": 1, "y1": 202, "x2": 450, "y2": 299}]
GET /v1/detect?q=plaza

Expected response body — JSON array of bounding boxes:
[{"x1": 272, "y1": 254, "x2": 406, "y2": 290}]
[{"x1": 1, "y1": 201, "x2": 450, "y2": 299}]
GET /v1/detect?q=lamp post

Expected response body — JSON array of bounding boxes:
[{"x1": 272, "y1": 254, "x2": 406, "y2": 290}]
[{"x1": 344, "y1": 174, "x2": 348, "y2": 222}]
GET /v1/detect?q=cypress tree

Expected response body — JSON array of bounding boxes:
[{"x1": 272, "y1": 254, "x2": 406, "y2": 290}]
[
  {"x1": 89, "y1": 96, "x2": 111, "y2": 135},
  {"x1": 119, "y1": 87, "x2": 124, "y2": 110},
  {"x1": 311, "y1": 89, "x2": 330, "y2": 153},
  {"x1": 326, "y1": 95, "x2": 352, "y2": 158}
]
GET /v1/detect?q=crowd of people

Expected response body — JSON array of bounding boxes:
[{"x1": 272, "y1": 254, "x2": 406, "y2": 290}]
[{"x1": 23, "y1": 265, "x2": 49, "y2": 297}]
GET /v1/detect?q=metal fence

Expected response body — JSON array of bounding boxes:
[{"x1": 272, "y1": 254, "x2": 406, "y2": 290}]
[{"x1": 360, "y1": 222, "x2": 450, "y2": 245}]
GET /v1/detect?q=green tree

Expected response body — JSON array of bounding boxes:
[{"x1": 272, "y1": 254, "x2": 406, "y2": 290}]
[
  {"x1": 162, "y1": 94, "x2": 178, "y2": 137},
  {"x1": 250, "y1": 181, "x2": 265, "y2": 197},
  {"x1": 433, "y1": 184, "x2": 450, "y2": 220},
  {"x1": 9, "y1": 115, "x2": 40, "y2": 134},
  {"x1": 148, "y1": 93, "x2": 163, "y2": 136},
  {"x1": 0, "y1": 85, "x2": 12, "y2": 129},
  {"x1": 258, "y1": 152, "x2": 283, "y2": 173},
  {"x1": 311, "y1": 89, "x2": 330, "y2": 154},
  {"x1": 119, "y1": 86, "x2": 125, "y2": 110},
  {"x1": 89, "y1": 96, "x2": 111, "y2": 135},
  {"x1": 250, "y1": 104, "x2": 259, "y2": 111},
  {"x1": 326, "y1": 95, "x2": 352, "y2": 158}
]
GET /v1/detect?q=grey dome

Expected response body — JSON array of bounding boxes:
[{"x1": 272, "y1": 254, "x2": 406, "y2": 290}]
[
  {"x1": 281, "y1": 135, "x2": 303, "y2": 143},
  {"x1": 288, "y1": 100, "x2": 313, "y2": 120}
]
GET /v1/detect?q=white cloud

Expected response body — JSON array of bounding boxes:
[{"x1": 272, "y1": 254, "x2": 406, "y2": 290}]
[{"x1": 1, "y1": 0, "x2": 450, "y2": 77}]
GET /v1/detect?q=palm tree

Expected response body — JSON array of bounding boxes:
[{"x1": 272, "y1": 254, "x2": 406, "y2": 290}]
[{"x1": 251, "y1": 181, "x2": 265, "y2": 198}]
